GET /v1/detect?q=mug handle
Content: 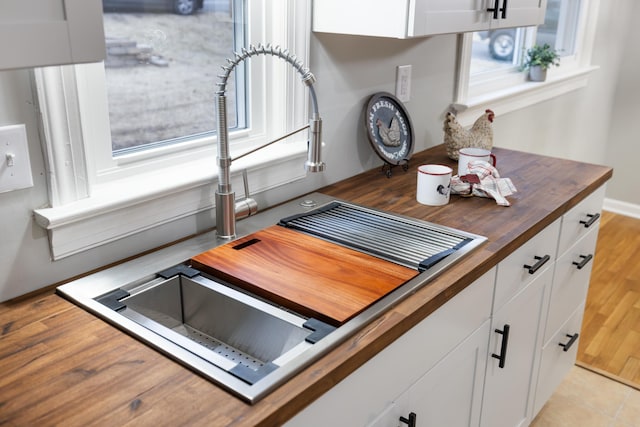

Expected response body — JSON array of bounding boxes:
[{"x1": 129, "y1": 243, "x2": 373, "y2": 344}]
[{"x1": 490, "y1": 153, "x2": 497, "y2": 167}]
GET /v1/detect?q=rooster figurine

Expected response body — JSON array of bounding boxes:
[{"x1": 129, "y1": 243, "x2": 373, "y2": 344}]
[{"x1": 444, "y1": 109, "x2": 495, "y2": 160}]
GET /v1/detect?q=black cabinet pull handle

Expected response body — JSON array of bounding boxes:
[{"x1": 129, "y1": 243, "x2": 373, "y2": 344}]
[
  {"x1": 400, "y1": 412, "x2": 417, "y2": 427},
  {"x1": 579, "y1": 213, "x2": 600, "y2": 228},
  {"x1": 523, "y1": 254, "x2": 550, "y2": 274},
  {"x1": 491, "y1": 324, "x2": 510, "y2": 368},
  {"x1": 572, "y1": 254, "x2": 593, "y2": 270},
  {"x1": 559, "y1": 333, "x2": 579, "y2": 352},
  {"x1": 500, "y1": 0, "x2": 508, "y2": 19},
  {"x1": 487, "y1": 0, "x2": 500, "y2": 19}
]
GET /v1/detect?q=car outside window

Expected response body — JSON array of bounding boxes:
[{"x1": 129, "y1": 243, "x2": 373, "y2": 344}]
[{"x1": 453, "y1": 0, "x2": 596, "y2": 122}]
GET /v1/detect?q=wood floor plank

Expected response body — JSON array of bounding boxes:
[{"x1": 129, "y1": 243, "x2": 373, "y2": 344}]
[{"x1": 577, "y1": 211, "x2": 640, "y2": 387}]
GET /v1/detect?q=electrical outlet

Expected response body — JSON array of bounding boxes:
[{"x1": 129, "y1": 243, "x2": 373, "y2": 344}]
[
  {"x1": 395, "y1": 65, "x2": 412, "y2": 103},
  {"x1": 0, "y1": 124, "x2": 33, "y2": 193}
]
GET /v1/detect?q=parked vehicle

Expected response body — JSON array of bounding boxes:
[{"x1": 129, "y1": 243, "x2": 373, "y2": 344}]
[
  {"x1": 103, "y1": 0, "x2": 204, "y2": 15},
  {"x1": 478, "y1": 0, "x2": 560, "y2": 61}
]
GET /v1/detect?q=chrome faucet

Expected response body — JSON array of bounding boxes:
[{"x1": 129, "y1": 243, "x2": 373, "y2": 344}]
[{"x1": 214, "y1": 44, "x2": 325, "y2": 239}]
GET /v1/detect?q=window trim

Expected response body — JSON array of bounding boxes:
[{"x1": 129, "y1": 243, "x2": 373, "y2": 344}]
[
  {"x1": 34, "y1": 0, "x2": 313, "y2": 260},
  {"x1": 452, "y1": 0, "x2": 600, "y2": 127}
]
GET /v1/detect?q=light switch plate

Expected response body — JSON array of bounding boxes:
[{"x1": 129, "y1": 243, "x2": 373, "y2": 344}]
[
  {"x1": 395, "y1": 65, "x2": 412, "y2": 103},
  {"x1": 0, "y1": 124, "x2": 33, "y2": 193}
]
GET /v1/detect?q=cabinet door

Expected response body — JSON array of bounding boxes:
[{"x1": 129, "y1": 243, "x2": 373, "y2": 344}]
[
  {"x1": 481, "y1": 268, "x2": 551, "y2": 427},
  {"x1": 411, "y1": 0, "x2": 546, "y2": 36},
  {"x1": 410, "y1": 0, "x2": 492, "y2": 37},
  {"x1": 0, "y1": 0, "x2": 105, "y2": 70},
  {"x1": 312, "y1": 0, "x2": 412, "y2": 38},
  {"x1": 313, "y1": 0, "x2": 548, "y2": 39},
  {"x1": 369, "y1": 320, "x2": 490, "y2": 427},
  {"x1": 492, "y1": 0, "x2": 547, "y2": 29},
  {"x1": 407, "y1": 320, "x2": 490, "y2": 427}
]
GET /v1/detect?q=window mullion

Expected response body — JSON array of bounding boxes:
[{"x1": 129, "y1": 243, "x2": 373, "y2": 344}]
[
  {"x1": 34, "y1": 66, "x2": 90, "y2": 207},
  {"x1": 453, "y1": 33, "x2": 473, "y2": 106}
]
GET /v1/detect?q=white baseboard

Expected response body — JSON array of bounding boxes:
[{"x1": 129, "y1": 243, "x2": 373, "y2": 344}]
[{"x1": 603, "y1": 198, "x2": 640, "y2": 219}]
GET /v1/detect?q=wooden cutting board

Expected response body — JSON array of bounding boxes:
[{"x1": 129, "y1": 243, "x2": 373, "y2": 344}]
[{"x1": 190, "y1": 225, "x2": 418, "y2": 326}]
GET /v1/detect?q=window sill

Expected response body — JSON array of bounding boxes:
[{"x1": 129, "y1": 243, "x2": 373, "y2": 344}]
[
  {"x1": 451, "y1": 66, "x2": 599, "y2": 127},
  {"x1": 34, "y1": 143, "x2": 308, "y2": 260}
]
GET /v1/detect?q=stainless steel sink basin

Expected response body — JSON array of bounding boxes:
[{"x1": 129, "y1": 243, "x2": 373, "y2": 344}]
[
  {"x1": 57, "y1": 193, "x2": 486, "y2": 404},
  {"x1": 119, "y1": 273, "x2": 331, "y2": 381}
]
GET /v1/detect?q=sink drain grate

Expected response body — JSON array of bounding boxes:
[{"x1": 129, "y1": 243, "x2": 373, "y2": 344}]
[
  {"x1": 279, "y1": 201, "x2": 475, "y2": 270},
  {"x1": 181, "y1": 325, "x2": 265, "y2": 371}
]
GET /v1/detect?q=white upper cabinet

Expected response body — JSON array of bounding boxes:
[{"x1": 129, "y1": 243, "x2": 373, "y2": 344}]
[
  {"x1": 0, "y1": 0, "x2": 105, "y2": 70},
  {"x1": 313, "y1": 0, "x2": 548, "y2": 39}
]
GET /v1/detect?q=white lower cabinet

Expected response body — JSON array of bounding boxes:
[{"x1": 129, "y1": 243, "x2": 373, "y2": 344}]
[{"x1": 285, "y1": 186, "x2": 605, "y2": 427}]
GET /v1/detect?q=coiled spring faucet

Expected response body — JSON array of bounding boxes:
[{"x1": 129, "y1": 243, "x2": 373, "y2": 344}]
[{"x1": 214, "y1": 43, "x2": 325, "y2": 239}]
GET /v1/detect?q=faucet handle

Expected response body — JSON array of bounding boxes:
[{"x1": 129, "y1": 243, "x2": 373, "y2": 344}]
[
  {"x1": 305, "y1": 116, "x2": 326, "y2": 172},
  {"x1": 235, "y1": 169, "x2": 258, "y2": 220}
]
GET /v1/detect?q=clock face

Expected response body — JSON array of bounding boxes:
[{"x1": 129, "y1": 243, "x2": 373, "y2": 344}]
[{"x1": 365, "y1": 92, "x2": 414, "y2": 166}]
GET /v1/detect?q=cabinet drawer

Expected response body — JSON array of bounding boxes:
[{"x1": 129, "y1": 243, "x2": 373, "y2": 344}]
[
  {"x1": 557, "y1": 185, "x2": 605, "y2": 257},
  {"x1": 545, "y1": 227, "x2": 598, "y2": 341},
  {"x1": 534, "y1": 304, "x2": 585, "y2": 417},
  {"x1": 494, "y1": 219, "x2": 560, "y2": 313}
]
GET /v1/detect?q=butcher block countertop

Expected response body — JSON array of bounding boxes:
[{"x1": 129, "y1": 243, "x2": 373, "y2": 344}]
[{"x1": 0, "y1": 145, "x2": 612, "y2": 426}]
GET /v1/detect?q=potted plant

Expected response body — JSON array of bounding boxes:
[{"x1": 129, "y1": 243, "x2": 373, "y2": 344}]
[{"x1": 522, "y1": 43, "x2": 560, "y2": 82}]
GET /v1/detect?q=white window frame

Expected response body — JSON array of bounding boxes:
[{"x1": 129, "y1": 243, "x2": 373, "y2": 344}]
[
  {"x1": 452, "y1": 0, "x2": 600, "y2": 127},
  {"x1": 33, "y1": 0, "x2": 312, "y2": 260}
]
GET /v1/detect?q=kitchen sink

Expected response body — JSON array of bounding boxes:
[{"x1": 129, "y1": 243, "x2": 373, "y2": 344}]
[
  {"x1": 57, "y1": 193, "x2": 486, "y2": 403},
  {"x1": 99, "y1": 270, "x2": 333, "y2": 387}
]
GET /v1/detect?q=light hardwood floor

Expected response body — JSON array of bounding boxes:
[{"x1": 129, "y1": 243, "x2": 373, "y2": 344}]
[{"x1": 577, "y1": 211, "x2": 640, "y2": 387}]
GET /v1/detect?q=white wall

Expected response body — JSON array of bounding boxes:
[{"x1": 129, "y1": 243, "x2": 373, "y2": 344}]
[
  {"x1": 0, "y1": 1, "x2": 636, "y2": 301},
  {"x1": 605, "y1": 1, "x2": 640, "y2": 207}
]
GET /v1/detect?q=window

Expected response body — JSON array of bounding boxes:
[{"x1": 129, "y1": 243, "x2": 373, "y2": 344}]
[
  {"x1": 453, "y1": 0, "x2": 600, "y2": 127},
  {"x1": 33, "y1": 0, "x2": 313, "y2": 260},
  {"x1": 103, "y1": 1, "x2": 246, "y2": 155}
]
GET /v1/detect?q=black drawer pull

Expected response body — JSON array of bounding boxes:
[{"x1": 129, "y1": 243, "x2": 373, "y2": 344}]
[
  {"x1": 559, "y1": 333, "x2": 579, "y2": 352},
  {"x1": 579, "y1": 213, "x2": 600, "y2": 228},
  {"x1": 572, "y1": 254, "x2": 593, "y2": 270},
  {"x1": 399, "y1": 412, "x2": 417, "y2": 427},
  {"x1": 500, "y1": 0, "x2": 508, "y2": 19},
  {"x1": 491, "y1": 324, "x2": 510, "y2": 368},
  {"x1": 523, "y1": 254, "x2": 550, "y2": 274},
  {"x1": 487, "y1": 0, "x2": 500, "y2": 19}
]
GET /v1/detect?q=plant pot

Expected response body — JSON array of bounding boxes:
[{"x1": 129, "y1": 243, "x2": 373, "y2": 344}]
[{"x1": 528, "y1": 65, "x2": 547, "y2": 82}]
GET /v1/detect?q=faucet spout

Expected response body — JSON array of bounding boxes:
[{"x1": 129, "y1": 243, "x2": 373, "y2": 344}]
[{"x1": 214, "y1": 44, "x2": 325, "y2": 239}]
